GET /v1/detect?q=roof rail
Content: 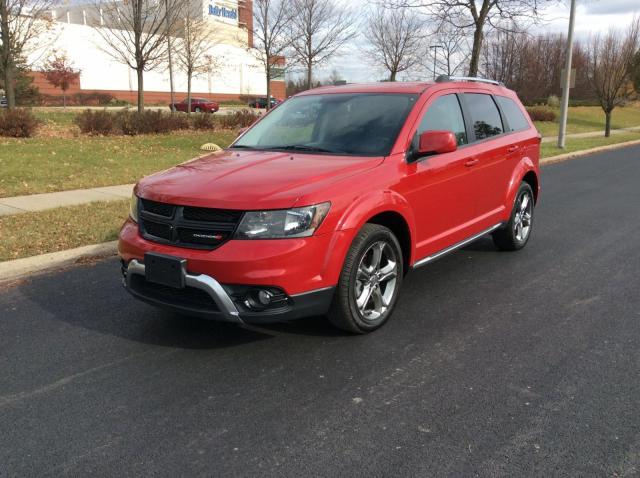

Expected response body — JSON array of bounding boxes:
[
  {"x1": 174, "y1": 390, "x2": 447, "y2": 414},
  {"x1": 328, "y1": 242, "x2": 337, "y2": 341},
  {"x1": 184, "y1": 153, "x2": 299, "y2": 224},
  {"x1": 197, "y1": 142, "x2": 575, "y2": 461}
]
[{"x1": 435, "y1": 75, "x2": 504, "y2": 86}]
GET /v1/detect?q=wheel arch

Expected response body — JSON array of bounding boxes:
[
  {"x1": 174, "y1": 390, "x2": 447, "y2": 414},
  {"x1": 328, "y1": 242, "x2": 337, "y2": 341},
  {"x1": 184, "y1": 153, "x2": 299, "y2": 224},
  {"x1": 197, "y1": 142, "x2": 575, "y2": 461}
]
[
  {"x1": 505, "y1": 157, "x2": 539, "y2": 213},
  {"x1": 365, "y1": 211, "x2": 412, "y2": 275},
  {"x1": 336, "y1": 191, "x2": 417, "y2": 273},
  {"x1": 522, "y1": 170, "x2": 539, "y2": 203}
]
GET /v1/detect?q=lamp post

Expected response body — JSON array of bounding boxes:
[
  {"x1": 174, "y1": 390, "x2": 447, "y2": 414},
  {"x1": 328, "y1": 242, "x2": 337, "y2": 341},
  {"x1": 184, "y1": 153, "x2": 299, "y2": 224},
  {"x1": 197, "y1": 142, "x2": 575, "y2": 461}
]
[
  {"x1": 429, "y1": 45, "x2": 443, "y2": 80},
  {"x1": 558, "y1": 0, "x2": 577, "y2": 148}
]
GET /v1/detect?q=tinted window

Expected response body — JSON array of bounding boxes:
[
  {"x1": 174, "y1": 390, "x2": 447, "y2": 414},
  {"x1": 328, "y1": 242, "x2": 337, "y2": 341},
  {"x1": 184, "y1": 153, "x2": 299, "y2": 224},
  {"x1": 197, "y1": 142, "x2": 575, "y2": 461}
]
[
  {"x1": 495, "y1": 96, "x2": 529, "y2": 131},
  {"x1": 234, "y1": 93, "x2": 418, "y2": 156},
  {"x1": 417, "y1": 94, "x2": 467, "y2": 146},
  {"x1": 463, "y1": 93, "x2": 503, "y2": 140}
]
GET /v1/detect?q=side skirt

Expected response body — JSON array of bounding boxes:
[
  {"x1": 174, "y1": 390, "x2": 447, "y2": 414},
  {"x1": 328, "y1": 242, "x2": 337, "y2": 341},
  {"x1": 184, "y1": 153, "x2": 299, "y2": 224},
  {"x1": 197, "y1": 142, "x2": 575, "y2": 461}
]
[{"x1": 412, "y1": 223, "x2": 503, "y2": 269}]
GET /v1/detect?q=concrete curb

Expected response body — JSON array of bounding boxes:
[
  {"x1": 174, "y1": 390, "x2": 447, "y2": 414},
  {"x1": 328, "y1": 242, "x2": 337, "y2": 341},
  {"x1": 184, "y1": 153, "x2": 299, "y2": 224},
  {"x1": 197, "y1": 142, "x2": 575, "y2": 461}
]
[
  {"x1": 541, "y1": 139, "x2": 640, "y2": 166},
  {"x1": 0, "y1": 241, "x2": 118, "y2": 285},
  {"x1": 2, "y1": 138, "x2": 640, "y2": 285}
]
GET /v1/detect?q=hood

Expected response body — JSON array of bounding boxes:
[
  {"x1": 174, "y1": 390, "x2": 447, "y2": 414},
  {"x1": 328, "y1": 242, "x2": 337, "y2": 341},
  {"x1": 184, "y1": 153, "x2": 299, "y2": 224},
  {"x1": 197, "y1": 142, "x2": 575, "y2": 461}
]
[{"x1": 136, "y1": 149, "x2": 383, "y2": 210}]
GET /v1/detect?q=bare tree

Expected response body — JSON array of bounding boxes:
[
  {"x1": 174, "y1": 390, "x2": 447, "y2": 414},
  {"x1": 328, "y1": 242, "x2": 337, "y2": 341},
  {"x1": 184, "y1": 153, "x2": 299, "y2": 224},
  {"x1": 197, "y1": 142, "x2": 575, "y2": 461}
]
[
  {"x1": 480, "y1": 30, "x2": 593, "y2": 105},
  {"x1": 392, "y1": 0, "x2": 551, "y2": 77},
  {"x1": 289, "y1": 0, "x2": 357, "y2": 89},
  {"x1": 429, "y1": 23, "x2": 470, "y2": 77},
  {"x1": 587, "y1": 18, "x2": 640, "y2": 137},
  {"x1": 165, "y1": 0, "x2": 177, "y2": 113},
  {"x1": 252, "y1": 0, "x2": 291, "y2": 110},
  {"x1": 364, "y1": 5, "x2": 424, "y2": 82},
  {"x1": 174, "y1": 8, "x2": 217, "y2": 115},
  {"x1": 91, "y1": 0, "x2": 183, "y2": 112},
  {"x1": 327, "y1": 68, "x2": 342, "y2": 85},
  {"x1": 0, "y1": 0, "x2": 54, "y2": 108}
]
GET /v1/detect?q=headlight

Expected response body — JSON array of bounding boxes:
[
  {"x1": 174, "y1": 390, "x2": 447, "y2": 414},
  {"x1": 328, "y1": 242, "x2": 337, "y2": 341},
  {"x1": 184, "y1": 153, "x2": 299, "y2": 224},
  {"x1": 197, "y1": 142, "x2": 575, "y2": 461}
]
[
  {"x1": 235, "y1": 202, "x2": 330, "y2": 239},
  {"x1": 129, "y1": 193, "x2": 139, "y2": 223}
]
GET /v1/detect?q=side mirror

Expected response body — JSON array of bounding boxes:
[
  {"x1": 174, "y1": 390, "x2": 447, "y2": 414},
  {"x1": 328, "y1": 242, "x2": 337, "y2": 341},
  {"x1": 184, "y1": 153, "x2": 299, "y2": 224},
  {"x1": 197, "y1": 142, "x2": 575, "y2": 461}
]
[{"x1": 417, "y1": 130, "x2": 457, "y2": 157}]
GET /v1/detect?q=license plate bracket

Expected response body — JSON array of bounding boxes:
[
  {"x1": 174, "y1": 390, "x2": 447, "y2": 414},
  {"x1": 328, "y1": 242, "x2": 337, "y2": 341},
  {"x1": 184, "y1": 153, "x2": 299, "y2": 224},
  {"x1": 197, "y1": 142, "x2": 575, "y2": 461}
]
[{"x1": 144, "y1": 252, "x2": 186, "y2": 289}]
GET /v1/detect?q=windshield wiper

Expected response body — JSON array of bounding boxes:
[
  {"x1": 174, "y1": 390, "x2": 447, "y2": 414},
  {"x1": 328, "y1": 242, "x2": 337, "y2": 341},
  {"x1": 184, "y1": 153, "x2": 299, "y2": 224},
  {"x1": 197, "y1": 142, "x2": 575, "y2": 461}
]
[
  {"x1": 229, "y1": 144, "x2": 255, "y2": 149},
  {"x1": 264, "y1": 145, "x2": 345, "y2": 154}
]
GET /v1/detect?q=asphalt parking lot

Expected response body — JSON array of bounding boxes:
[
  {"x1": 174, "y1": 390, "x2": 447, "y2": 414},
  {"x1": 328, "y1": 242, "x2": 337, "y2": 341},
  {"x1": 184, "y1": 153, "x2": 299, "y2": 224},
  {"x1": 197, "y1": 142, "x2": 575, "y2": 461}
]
[{"x1": 1, "y1": 145, "x2": 640, "y2": 476}]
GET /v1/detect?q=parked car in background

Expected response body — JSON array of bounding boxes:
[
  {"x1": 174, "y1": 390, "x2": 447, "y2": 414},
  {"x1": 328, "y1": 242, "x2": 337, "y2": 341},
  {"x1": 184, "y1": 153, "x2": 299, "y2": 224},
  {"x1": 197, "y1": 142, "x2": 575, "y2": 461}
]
[
  {"x1": 121, "y1": 76, "x2": 540, "y2": 334},
  {"x1": 0, "y1": 96, "x2": 7, "y2": 108},
  {"x1": 170, "y1": 98, "x2": 219, "y2": 113},
  {"x1": 248, "y1": 97, "x2": 281, "y2": 109}
]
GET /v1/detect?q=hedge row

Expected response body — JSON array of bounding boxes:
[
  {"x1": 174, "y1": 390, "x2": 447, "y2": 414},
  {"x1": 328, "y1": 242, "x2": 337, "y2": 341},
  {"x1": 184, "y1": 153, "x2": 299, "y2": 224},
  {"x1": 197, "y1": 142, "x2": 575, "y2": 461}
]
[
  {"x1": 75, "y1": 109, "x2": 260, "y2": 136},
  {"x1": 0, "y1": 109, "x2": 40, "y2": 137},
  {"x1": 526, "y1": 106, "x2": 557, "y2": 122}
]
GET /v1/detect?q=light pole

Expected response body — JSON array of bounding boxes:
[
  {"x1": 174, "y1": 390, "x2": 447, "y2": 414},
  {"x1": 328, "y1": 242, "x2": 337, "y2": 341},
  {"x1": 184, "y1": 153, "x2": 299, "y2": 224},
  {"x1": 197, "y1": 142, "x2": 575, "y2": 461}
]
[
  {"x1": 429, "y1": 45, "x2": 443, "y2": 80},
  {"x1": 558, "y1": 0, "x2": 577, "y2": 148}
]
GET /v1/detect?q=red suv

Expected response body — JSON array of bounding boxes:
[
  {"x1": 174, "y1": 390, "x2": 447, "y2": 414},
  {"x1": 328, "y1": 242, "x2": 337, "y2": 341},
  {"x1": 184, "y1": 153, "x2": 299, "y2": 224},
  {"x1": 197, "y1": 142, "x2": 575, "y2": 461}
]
[
  {"x1": 170, "y1": 98, "x2": 219, "y2": 113},
  {"x1": 120, "y1": 77, "x2": 540, "y2": 333}
]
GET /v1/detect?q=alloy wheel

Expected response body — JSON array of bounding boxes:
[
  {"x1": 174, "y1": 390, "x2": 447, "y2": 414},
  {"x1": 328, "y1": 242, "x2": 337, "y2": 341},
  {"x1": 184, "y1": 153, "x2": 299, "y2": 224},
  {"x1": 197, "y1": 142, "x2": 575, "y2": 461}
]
[
  {"x1": 513, "y1": 191, "x2": 533, "y2": 242},
  {"x1": 354, "y1": 241, "x2": 398, "y2": 321}
]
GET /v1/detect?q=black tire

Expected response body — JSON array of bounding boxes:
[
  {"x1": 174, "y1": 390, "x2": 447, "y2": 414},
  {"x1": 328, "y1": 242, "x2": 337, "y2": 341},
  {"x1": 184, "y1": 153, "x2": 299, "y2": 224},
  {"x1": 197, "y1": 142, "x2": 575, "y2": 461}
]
[
  {"x1": 327, "y1": 224, "x2": 403, "y2": 334},
  {"x1": 492, "y1": 181, "x2": 535, "y2": 251},
  {"x1": 194, "y1": 107, "x2": 201, "y2": 113}
]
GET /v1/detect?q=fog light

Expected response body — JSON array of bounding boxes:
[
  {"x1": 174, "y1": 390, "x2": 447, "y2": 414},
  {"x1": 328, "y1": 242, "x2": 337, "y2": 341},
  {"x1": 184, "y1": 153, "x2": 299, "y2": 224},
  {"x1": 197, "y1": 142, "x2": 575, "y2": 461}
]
[
  {"x1": 243, "y1": 289, "x2": 276, "y2": 311},
  {"x1": 257, "y1": 290, "x2": 272, "y2": 305},
  {"x1": 227, "y1": 285, "x2": 289, "y2": 312}
]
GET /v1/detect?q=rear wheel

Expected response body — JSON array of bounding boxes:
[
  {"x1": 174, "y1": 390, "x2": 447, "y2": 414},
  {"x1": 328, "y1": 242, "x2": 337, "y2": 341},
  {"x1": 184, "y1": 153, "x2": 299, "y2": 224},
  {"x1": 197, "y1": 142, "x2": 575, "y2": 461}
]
[
  {"x1": 194, "y1": 107, "x2": 201, "y2": 113},
  {"x1": 492, "y1": 182, "x2": 535, "y2": 251},
  {"x1": 327, "y1": 224, "x2": 403, "y2": 334}
]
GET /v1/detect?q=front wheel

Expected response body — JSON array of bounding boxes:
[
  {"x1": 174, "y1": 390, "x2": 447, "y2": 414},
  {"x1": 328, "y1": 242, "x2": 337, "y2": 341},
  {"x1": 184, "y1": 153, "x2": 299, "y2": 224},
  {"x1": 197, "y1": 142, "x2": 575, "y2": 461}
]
[
  {"x1": 327, "y1": 224, "x2": 403, "y2": 334},
  {"x1": 492, "y1": 182, "x2": 535, "y2": 251}
]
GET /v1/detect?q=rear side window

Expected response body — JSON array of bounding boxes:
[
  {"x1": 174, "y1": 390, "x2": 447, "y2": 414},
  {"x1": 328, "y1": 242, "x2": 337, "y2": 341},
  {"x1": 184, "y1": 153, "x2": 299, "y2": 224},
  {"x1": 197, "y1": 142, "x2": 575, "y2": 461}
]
[
  {"x1": 495, "y1": 96, "x2": 530, "y2": 132},
  {"x1": 416, "y1": 94, "x2": 468, "y2": 146},
  {"x1": 462, "y1": 93, "x2": 503, "y2": 140}
]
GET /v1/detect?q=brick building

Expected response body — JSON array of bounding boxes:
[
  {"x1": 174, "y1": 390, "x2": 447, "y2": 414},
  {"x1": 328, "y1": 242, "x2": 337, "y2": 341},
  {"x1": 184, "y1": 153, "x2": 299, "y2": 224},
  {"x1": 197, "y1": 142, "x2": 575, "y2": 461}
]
[{"x1": 31, "y1": 0, "x2": 285, "y2": 105}]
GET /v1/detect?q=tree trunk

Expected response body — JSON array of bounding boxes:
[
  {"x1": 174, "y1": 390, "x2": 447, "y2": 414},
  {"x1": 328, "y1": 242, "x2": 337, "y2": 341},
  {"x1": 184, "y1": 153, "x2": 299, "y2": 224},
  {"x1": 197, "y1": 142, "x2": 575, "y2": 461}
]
[
  {"x1": 136, "y1": 68, "x2": 144, "y2": 113},
  {"x1": 3, "y1": 63, "x2": 15, "y2": 109},
  {"x1": 468, "y1": 23, "x2": 484, "y2": 77},
  {"x1": 605, "y1": 110, "x2": 612, "y2": 137},
  {"x1": 63, "y1": 92, "x2": 66, "y2": 110},
  {"x1": 389, "y1": 70, "x2": 397, "y2": 82},
  {"x1": 0, "y1": 0, "x2": 15, "y2": 109},
  {"x1": 306, "y1": 62, "x2": 312, "y2": 90},
  {"x1": 187, "y1": 72, "x2": 192, "y2": 115},
  {"x1": 265, "y1": 69, "x2": 271, "y2": 112},
  {"x1": 167, "y1": 37, "x2": 175, "y2": 113},
  {"x1": 165, "y1": 0, "x2": 175, "y2": 114}
]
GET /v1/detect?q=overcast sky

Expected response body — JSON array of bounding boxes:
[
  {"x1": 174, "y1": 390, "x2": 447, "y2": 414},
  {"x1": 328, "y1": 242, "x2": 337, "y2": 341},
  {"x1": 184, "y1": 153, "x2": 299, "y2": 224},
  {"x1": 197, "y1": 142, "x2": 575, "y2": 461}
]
[{"x1": 306, "y1": 0, "x2": 640, "y2": 84}]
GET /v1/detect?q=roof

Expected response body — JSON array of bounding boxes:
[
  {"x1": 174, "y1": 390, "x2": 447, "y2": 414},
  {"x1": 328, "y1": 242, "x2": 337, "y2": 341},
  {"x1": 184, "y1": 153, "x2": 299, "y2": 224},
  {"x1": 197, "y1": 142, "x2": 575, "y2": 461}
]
[
  {"x1": 296, "y1": 81, "x2": 435, "y2": 96},
  {"x1": 295, "y1": 79, "x2": 511, "y2": 97}
]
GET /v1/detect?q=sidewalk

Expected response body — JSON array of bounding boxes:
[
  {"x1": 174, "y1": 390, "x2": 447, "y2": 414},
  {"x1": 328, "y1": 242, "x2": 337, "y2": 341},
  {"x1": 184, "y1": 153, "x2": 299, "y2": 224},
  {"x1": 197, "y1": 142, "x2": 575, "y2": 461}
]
[
  {"x1": 1, "y1": 125, "x2": 639, "y2": 217},
  {"x1": 0, "y1": 184, "x2": 134, "y2": 216}
]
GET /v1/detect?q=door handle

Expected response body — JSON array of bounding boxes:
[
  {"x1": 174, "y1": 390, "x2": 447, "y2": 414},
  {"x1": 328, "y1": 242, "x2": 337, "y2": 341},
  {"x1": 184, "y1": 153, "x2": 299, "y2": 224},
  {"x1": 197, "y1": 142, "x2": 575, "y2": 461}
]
[
  {"x1": 507, "y1": 145, "x2": 520, "y2": 153},
  {"x1": 464, "y1": 159, "x2": 479, "y2": 167}
]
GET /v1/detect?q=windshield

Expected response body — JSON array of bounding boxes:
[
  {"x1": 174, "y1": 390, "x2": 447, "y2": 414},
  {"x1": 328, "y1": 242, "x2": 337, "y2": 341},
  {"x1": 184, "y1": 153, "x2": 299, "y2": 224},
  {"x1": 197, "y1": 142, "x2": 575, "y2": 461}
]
[{"x1": 232, "y1": 93, "x2": 418, "y2": 156}]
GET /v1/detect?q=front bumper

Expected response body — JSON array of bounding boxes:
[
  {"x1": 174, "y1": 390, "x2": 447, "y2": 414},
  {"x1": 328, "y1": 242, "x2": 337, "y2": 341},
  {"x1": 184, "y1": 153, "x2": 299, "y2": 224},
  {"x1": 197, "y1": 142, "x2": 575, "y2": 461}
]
[
  {"x1": 123, "y1": 259, "x2": 335, "y2": 324},
  {"x1": 119, "y1": 218, "x2": 350, "y2": 295}
]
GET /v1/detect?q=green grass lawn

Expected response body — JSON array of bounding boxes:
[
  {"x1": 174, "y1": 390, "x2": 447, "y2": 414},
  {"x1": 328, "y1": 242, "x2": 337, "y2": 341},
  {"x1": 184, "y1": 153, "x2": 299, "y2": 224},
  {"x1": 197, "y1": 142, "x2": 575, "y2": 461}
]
[
  {"x1": 0, "y1": 131, "x2": 237, "y2": 197},
  {"x1": 541, "y1": 132, "x2": 640, "y2": 158},
  {"x1": 32, "y1": 110, "x2": 79, "y2": 128},
  {"x1": 534, "y1": 105, "x2": 640, "y2": 137},
  {"x1": 0, "y1": 199, "x2": 129, "y2": 261}
]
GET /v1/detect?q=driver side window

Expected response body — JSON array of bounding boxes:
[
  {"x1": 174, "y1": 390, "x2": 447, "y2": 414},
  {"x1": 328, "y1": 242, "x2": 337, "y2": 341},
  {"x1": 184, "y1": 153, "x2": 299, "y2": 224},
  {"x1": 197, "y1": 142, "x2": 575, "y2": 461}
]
[{"x1": 416, "y1": 94, "x2": 468, "y2": 146}]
